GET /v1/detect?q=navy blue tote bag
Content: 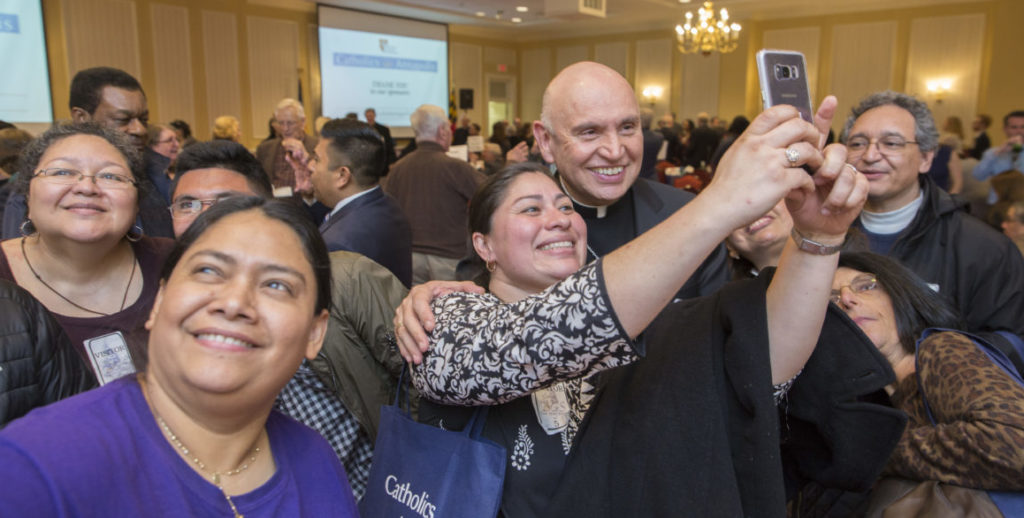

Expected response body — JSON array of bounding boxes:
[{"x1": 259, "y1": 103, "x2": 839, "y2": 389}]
[{"x1": 359, "y1": 371, "x2": 506, "y2": 518}]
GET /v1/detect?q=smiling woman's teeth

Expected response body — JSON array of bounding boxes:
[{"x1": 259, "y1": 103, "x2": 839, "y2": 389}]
[
  {"x1": 197, "y1": 333, "x2": 253, "y2": 348},
  {"x1": 594, "y1": 167, "x2": 621, "y2": 176},
  {"x1": 540, "y1": 241, "x2": 572, "y2": 250}
]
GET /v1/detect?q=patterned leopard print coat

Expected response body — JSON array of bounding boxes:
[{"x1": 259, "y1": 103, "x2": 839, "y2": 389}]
[{"x1": 886, "y1": 331, "x2": 1024, "y2": 491}]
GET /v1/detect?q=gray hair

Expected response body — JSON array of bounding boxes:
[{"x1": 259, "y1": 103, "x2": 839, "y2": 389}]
[
  {"x1": 274, "y1": 98, "x2": 305, "y2": 120},
  {"x1": 841, "y1": 91, "x2": 939, "y2": 153},
  {"x1": 410, "y1": 104, "x2": 447, "y2": 141}
]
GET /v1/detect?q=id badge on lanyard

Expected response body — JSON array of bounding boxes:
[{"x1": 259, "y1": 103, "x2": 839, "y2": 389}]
[
  {"x1": 84, "y1": 331, "x2": 136, "y2": 385},
  {"x1": 531, "y1": 381, "x2": 570, "y2": 435}
]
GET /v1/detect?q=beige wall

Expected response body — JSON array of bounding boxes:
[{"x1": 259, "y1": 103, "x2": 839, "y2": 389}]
[
  {"x1": 486, "y1": 0, "x2": 1019, "y2": 137},
  {"x1": 41, "y1": 0, "x2": 1023, "y2": 145},
  {"x1": 731, "y1": 1, "x2": 1007, "y2": 137},
  {"x1": 43, "y1": 0, "x2": 316, "y2": 147}
]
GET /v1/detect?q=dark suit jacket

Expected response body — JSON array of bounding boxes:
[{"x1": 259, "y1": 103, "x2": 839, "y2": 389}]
[
  {"x1": 452, "y1": 127, "x2": 469, "y2": 146},
  {"x1": 686, "y1": 126, "x2": 720, "y2": 168},
  {"x1": 970, "y1": 131, "x2": 991, "y2": 160},
  {"x1": 659, "y1": 127, "x2": 685, "y2": 164},
  {"x1": 372, "y1": 122, "x2": 397, "y2": 164},
  {"x1": 640, "y1": 128, "x2": 665, "y2": 180},
  {"x1": 319, "y1": 187, "x2": 413, "y2": 287},
  {"x1": 628, "y1": 178, "x2": 731, "y2": 298}
]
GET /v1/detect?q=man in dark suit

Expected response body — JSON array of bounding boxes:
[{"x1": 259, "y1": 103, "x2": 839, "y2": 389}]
[
  {"x1": 639, "y1": 108, "x2": 665, "y2": 180},
  {"x1": 968, "y1": 113, "x2": 992, "y2": 159},
  {"x1": 684, "y1": 112, "x2": 720, "y2": 168},
  {"x1": 365, "y1": 108, "x2": 397, "y2": 165},
  {"x1": 452, "y1": 116, "x2": 471, "y2": 146},
  {"x1": 305, "y1": 118, "x2": 413, "y2": 286}
]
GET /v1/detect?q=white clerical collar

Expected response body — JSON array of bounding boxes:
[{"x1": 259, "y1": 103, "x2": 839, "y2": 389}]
[
  {"x1": 859, "y1": 192, "x2": 924, "y2": 235},
  {"x1": 328, "y1": 185, "x2": 379, "y2": 219},
  {"x1": 558, "y1": 175, "x2": 608, "y2": 218}
]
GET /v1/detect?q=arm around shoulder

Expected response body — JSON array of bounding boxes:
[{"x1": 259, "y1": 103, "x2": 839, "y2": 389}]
[{"x1": 411, "y1": 261, "x2": 639, "y2": 406}]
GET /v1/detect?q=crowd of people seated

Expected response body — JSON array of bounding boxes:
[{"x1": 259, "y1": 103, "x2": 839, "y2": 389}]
[{"x1": 0, "y1": 60, "x2": 1021, "y2": 518}]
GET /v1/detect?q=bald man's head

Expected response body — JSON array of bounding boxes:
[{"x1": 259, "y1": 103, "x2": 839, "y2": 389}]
[{"x1": 534, "y1": 62, "x2": 642, "y2": 207}]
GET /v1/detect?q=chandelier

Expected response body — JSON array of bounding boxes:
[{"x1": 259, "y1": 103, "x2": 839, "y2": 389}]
[{"x1": 675, "y1": 1, "x2": 742, "y2": 56}]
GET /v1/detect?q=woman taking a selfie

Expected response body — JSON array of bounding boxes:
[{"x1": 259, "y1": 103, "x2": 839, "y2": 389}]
[{"x1": 397, "y1": 102, "x2": 870, "y2": 516}]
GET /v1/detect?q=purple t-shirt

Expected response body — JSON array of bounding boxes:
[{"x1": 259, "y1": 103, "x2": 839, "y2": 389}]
[{"x1": 0, "y1": 376, "x2": 359, "y2": 517}]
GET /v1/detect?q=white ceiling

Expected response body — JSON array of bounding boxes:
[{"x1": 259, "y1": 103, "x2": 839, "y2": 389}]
[{"x1": 270, "y1": 0, "x2": 992, "y2": 41}]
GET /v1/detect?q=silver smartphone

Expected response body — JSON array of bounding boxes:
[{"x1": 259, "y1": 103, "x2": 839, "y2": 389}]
[{"x1": 756, "y1": 49, "x2": 813, "y2": 123}]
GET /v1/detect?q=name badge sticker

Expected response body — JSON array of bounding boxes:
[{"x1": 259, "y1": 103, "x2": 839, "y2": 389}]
[
  {"x1": 84, "y1": 331, "x2": 136, "y2": 385},
  {"x1": 531, "y1": 382, "x2": 570, "y2": 435}
]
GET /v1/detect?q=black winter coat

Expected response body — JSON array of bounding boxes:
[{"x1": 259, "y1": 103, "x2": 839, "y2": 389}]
[
  {"x1": 863, "y1": 176, "x2": 1024, "y2": 370},
  {"x1": 0, "y1": 280, "x2": 96, "y2": 427}
]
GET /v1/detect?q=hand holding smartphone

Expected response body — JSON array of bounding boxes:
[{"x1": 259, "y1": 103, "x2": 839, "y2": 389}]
[
  {"x1": 757, "y1": 49, "x2": 817, "y2": 174},
  {"x1": 756, "y1": 49, "x2": 813, "y2": 123}
]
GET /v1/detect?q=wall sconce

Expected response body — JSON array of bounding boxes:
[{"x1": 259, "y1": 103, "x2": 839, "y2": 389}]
[
  {"x1": 641, "y1": 85, "x2": 663, "y2": 107},
  {"x1": 926, "y1": 78, "x2": 953, "y2": 104}
]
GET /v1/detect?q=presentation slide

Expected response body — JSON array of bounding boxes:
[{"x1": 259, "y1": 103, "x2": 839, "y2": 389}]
[
  {"x1": 0, "y1": 0, "x2": 52, "y2": 124},
  {"x1": 320, "y1": 27, "x2": 448, "y2": 129}
]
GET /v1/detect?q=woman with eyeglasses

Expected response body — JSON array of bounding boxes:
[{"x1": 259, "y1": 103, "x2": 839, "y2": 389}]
[
  {"x1": 0, "y1": 123, "x2": 174, "y2": 380},
  {"x1": 830, "y1": 252, "x2": 1024, "y2": 510},
  {"x1": 0, "y1": 196, "x2": 359, "y2": 517}
]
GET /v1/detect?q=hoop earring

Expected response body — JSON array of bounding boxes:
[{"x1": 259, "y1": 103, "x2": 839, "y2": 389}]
[
  {"x1": 125, "y1": 224, "x2": 144, "y2": 242},
  {"x1": 19, "y1": 219, "x2": 36, "y2": 237},
  {"x1": 486, "y1": 260, "x2": 496, "y2": 273}
]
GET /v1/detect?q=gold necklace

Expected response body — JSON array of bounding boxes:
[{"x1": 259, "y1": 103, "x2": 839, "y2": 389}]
[{"x1": 155, "y1": 414, "x2": 262, "y2": 518}]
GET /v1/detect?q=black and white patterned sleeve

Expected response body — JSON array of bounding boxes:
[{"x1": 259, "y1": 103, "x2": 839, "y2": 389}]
[{"x1": 411, "y1": 261, "x2": 639, "y2": 406}]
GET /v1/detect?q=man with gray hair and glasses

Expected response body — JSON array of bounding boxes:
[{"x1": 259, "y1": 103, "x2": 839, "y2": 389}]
[
  {"x1": 256, "y1": 98, "x2": 317, "y2": 193},
  {"x1": 842, "y1": 90, "x2": 1024, "y2": 366}
]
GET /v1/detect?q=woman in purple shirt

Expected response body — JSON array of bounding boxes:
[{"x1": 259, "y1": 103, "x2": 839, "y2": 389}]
[{"x1": 0, "y1": 197, "x2": 358, "y2": 517}]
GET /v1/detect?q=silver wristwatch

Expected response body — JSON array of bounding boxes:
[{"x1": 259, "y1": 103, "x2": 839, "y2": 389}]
[{"x1": 790, "y1": 228, "x2": 843, "y2": 255}]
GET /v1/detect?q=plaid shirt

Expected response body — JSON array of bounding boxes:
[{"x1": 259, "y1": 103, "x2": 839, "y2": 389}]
[{"x1": 276, "y1": 360, "x2": 374, "y2": 499}]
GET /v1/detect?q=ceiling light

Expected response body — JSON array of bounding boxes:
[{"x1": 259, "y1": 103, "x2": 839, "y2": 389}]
[
  {"x1": 512, "y1": 17, "x2": 522, "y2": 23},
  {"x1": 675, "y1": 1, "x2": 742, "y2": 55},
  {"x1": 476, "y1": 11, "x2": 485, "y2": 16},
  {"x1": 516, "y1": 6, "x2": 528, "y2": 12}
]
